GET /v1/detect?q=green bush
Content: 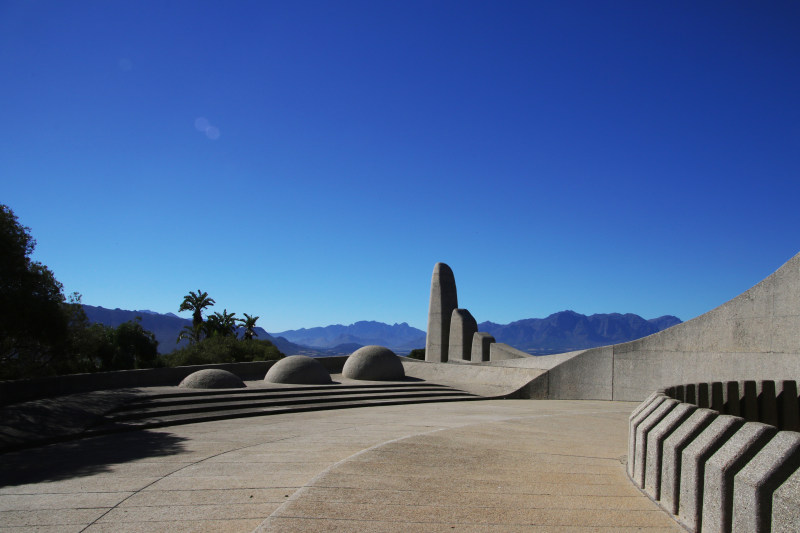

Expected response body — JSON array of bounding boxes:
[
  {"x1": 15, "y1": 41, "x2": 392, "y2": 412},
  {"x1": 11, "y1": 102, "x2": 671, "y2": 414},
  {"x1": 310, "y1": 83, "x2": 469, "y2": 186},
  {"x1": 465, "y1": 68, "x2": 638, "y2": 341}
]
[
  {"x1": 407, "y1": 348, "x2": 425, "y2": 360},
  {"x1": 165, "y1": 336, "x2": 284, "y2": 367}
]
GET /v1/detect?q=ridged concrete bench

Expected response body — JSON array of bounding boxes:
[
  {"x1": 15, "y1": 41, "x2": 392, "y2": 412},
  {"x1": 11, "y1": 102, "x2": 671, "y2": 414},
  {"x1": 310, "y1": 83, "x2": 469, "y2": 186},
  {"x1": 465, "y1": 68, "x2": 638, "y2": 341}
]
[{"x1": 628, "y1": 380, "x2": 800, "y2": 532}]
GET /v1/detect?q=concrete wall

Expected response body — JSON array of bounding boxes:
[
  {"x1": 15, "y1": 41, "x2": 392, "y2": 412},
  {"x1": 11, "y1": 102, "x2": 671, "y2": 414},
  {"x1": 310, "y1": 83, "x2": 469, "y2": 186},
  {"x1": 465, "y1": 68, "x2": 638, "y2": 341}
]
[
  {"x1": 0, "y1": 356, "x2": 349, "y2": 406},
  {"x1": 538, "y1": 251, "x2": 800, "y2": 401}
]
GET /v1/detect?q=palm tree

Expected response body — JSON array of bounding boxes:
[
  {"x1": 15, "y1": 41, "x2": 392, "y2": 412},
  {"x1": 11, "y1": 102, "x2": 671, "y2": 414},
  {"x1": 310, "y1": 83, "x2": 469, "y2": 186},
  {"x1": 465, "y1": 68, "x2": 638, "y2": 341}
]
[
  {"x1": 176, "y1": 323, "x2": 203, "y2": 346},
  {"x1": 179, "y1": 290, "x2": 215, "y2": 328},
  {"x1": 238, "y1": 313, "x2": 259, "y2": 340},
  {"x1": 205, "y1": 309, "x2": 237, "y2": 337}
]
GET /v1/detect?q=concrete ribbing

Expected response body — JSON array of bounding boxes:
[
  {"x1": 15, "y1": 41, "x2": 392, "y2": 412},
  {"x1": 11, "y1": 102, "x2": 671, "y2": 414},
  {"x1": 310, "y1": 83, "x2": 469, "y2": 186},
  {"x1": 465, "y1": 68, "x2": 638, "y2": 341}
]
[
  {"x1": 633, "y1": 399, "x2": 678, "y2": 487},
  {"x1": 660, "y1": 408, "x2": 718, "y2": 515},
  {"x1": 772, "y1": 463, "x2": 800, "y2": 532},
  {"x1": 732, "y1": 431, "x2": 800, "y2": 533},
  {"x1": 425, "y1": 263, "x2": 458, "y2": 363},
  {"x1": 448, "y1": 308, "x2": 478, "y2": 362},
  {"x1": 678, "y1": 414, "x2": 745, "y2": 532},
  {"x1": 701, "y1": 422, "x2": 776, "y2": 533},
  {"x1": 628, "y1": 394, "x2": 667, "y2": 478},
  {"x1": 644, "y1": 402, "x2": 696, "y2": 500}
]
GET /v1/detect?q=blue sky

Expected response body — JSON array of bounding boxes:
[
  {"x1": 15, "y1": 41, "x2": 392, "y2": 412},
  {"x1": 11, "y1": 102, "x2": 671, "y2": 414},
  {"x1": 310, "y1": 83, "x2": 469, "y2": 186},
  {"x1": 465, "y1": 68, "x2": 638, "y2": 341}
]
[{"x1": 2, "y1": 1, "x2": 798, "y2": 332}]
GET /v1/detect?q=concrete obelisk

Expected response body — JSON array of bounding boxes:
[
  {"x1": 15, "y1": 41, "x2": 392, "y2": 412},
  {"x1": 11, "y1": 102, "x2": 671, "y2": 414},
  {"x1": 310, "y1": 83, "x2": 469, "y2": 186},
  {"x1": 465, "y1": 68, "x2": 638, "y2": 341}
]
[{"x1": 425, "y1": 262, "x2": 458, "y2": 362}]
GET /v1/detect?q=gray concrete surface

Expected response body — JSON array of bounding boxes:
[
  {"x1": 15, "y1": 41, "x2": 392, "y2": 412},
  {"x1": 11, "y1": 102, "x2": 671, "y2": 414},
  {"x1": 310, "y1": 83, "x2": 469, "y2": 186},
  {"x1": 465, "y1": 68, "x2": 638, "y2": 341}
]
[
  {"x1": 447, "y1": 308, "x2": 478, "y2": 363},
  {"x1": 627, "y1": 394, "x2": 667, "y2": 478},
  {"x1": 342, "y1": 346, "x2": 404, "y2": 381},
  {"x1": 470, "y1": 332, "x2": 494, "y2": 363},
  {"x1": 425, "y1": 262, "x2": 458, "y2": 363},
  {"x1": 701, "y1": 422, "x2": 776, "y2": 533},
  {"x1": 660, "y1": 408, "x2": 717, "y2": 515},
  {"x1": 0, "y1": 400, "x2": 684, "y2": 533},
  {"x1": 644, "y1": 402, "x2": 695, "y2": 500},
  {"x1": 732, "y1": 431, "x2": 800, "y2": 533},
  {"x1": 633, "y1": 398, "x2": 677, "y2": 487},
  {"x1": 772, "y1": 463, "x2": 800, "y2": 532},
  {"x1": 264, "y1": 356, "x2": 332, "y2": 384},
  {"x1": 678, "y1": 414, "x2": 744, "y2": 531},
  {"x1": 504, "y1": 251, "x2": 800, "y2": 402},
  {"x1": 179, "y1": 369, "x2": 245, "y2": 389}
]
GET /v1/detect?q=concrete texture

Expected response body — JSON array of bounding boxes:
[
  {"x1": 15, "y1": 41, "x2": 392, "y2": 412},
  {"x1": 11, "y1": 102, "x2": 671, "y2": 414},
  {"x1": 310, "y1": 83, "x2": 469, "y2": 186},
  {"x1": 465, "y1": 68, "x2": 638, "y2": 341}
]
[
  {"x1": 400, "y1": 358, "x2": 547, "y2": 398},
  {"x1": 627, "y1": 394, "x2": 667, "y2": 478},
  {"x1": 772, "y1": 463, "x2": 800, "y2": 532},
  {"x1": 732, "y1": 431, "x2": 800, "y2": 533},
  {"x1": 701, "y1": 422, "x2": 776, "y2": 533},
  {"x1": 678, "y1": 414, "x2": 744, "y2": 532},
  {"x1": 342, "y1": 346, "x2": 405, "y2": 381},
  {"x1": 448, "y1": 308, "x2": 478, "y2": 362},
  {"x1": 264, "y1": 356, "x2": 332, "y2": 385},
  {"x1": 633, "y1": 398, "x2": 678, "y2": 487},
  {"x1": 644, "y1": 402, "x2": 696, "y2": 500},
  {"x1": 425, "y1": 263, "x2": 458, "y2": 363},
  {"x1": 471, "y1": 332, "x2": 495, "y2": 363},
  {"x1": 660, "y1": 408, "x2": 717, "y2": 515},
  {"x1": 0, "y1": 400, "x2": 684, "y2": 533},
  {"x1": 178, "y1": 369, "x2": 245, "y2": 389}
]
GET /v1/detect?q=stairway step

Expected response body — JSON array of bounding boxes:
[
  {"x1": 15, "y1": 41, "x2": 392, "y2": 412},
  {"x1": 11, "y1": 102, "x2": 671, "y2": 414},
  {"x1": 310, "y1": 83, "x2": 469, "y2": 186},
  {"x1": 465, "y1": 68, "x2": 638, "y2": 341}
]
[
  {"x1": 91, "y1": 394, "x2": 483, "y2": 433},
  {"x1": 109, "y1": 390, "x2": 476, "y2": 421},
  {"x1": 116, "y1": 385, "x2": 459, "y2": 411}
]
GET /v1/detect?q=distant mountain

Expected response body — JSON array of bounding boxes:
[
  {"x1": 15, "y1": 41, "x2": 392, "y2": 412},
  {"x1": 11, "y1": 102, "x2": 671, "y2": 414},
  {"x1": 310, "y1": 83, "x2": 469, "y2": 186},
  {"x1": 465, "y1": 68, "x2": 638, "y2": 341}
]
[
  {"x1": 81, "y1": 305, "x2": 318, "y2": 356},
  {"x1": 273, "y1": 321, "x2": 427, "y2": 352},
  {"x1": 81, "y1": 306, "x2": 681, "y2": 358},
  {"x1": 479, "y1": 311, "x2": 681, "y2": 355}
]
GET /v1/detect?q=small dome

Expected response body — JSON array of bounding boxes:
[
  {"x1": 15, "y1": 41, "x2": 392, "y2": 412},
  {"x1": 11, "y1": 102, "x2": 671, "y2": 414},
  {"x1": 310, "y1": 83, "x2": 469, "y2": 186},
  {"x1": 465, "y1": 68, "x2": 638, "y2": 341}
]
[
  {"x1": 264, "y1": 355, "x2": 332, "y2": 384},
  {"x1": 179, "y1": 369, "x2": 245, "y2": 389},
  {"x1": 343, "y1": 345, "x2": 405, "y2": 381}
]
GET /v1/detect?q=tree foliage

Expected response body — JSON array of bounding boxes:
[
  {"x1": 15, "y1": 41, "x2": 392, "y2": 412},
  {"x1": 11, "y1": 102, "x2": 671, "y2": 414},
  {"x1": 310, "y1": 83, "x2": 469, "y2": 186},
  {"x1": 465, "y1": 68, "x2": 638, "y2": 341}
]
[
  {"x1": 0, "y1": 205, "x2": 69, "y2": 379},
  {"x1": 205, "y1": 309, "x2": 237, "y2": 338},
  {"x1": 178, "y1": 290, "x2": 215, "y2": 328},
  {"x1": 239, "y1": 313, "x2": 259, "y2": 340},
  {"x1": 164, "y1": 336, "x2": 283, "y2": 367}
]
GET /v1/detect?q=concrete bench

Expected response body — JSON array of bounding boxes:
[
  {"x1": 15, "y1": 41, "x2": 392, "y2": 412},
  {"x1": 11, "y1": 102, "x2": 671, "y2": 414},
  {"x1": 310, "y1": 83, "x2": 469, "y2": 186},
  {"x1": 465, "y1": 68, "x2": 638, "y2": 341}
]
[{"x1": 630, "y1": 380, "x2": 800, "y2": 532}]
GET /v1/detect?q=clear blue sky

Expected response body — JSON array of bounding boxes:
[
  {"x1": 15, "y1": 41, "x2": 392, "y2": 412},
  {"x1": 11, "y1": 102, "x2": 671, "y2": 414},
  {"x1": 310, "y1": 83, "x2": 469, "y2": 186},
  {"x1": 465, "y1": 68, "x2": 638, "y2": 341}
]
[{"x1": 2, "y1": 1, "x2": 798, "y2": 332}]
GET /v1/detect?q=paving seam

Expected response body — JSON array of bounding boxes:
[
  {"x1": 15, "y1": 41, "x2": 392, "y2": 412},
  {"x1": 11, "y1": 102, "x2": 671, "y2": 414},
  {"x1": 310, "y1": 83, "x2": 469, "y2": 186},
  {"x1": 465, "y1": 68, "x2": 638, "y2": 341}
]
[
  {"x1": 253, "y1": 406, "x2": 639, "y2": 532},
  {"x1": 76, "y1": 432, "x2": 306, "y2": 532}
]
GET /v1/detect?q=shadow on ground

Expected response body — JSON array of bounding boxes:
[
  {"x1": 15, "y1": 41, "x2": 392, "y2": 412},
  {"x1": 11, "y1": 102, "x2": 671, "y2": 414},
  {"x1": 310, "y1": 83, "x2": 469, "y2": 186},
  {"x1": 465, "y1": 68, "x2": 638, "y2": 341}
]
[{"x1": 0, "y1": 430, "x2": 188, "y2": 487}]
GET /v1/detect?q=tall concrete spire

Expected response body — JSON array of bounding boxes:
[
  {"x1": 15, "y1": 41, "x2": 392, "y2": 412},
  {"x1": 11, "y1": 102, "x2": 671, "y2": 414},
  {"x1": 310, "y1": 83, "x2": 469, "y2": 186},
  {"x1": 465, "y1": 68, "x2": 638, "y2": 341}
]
[{"x1": 425, "y1": 262, "x2": 458, "y2": 363}]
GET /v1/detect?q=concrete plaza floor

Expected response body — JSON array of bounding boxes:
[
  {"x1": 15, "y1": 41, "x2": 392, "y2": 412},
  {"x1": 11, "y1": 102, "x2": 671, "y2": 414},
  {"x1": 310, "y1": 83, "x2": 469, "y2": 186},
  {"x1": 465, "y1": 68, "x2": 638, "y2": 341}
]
[{"x1": 0, "y1": 400, "x2": 684, "y2": 532}]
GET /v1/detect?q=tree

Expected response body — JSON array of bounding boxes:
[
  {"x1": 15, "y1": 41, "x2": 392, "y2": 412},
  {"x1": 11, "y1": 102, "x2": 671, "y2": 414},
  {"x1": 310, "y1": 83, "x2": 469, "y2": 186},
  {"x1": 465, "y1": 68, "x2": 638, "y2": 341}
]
[
  {"x1": 0, "y1": 205, "x2": 69, "y2": 379},
  {"x1": 238, "y1": 313, "x2": 259, "y2": 340},
  {"x1": 205, "y1": 309, "x2": 237, "y2": 337},
  {"x1": 178, "y1": 290, "x2": 215, "y2": 329}
]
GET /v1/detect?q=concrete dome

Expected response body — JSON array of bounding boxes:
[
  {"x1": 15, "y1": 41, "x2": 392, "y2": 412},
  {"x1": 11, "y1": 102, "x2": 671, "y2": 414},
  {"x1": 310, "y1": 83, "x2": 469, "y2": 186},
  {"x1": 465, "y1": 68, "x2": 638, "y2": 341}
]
[
  {"x1": 342, "y1": 345, "x2": 405, "y2": 381},
  {"x1": 179, "y1": 369, "x2": 245, "y2": 389},
  {"x1": 264, "y1": 355, "x2": 332, "y2": 384}
]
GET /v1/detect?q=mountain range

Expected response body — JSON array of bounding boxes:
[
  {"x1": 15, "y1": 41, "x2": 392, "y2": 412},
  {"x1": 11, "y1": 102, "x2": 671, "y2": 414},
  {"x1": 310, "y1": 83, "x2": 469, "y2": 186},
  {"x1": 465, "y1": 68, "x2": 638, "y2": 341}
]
[{"x1": 81, "y1": 305, "x2": 681, "y2": 357}]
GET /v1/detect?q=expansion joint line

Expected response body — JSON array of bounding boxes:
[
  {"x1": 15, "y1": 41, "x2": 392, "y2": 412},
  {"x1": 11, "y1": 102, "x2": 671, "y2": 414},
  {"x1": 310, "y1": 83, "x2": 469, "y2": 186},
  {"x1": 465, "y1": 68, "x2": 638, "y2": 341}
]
[{"x1": 79, "y1": 433, "x2": 302, "y2": 532}]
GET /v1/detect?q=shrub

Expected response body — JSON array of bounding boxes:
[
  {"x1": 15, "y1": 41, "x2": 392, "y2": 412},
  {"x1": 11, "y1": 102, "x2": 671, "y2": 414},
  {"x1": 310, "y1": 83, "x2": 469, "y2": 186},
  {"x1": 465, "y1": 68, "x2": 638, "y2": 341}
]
[{"x1": 165, "y1": 337, "x2": 284, "y2": 367}]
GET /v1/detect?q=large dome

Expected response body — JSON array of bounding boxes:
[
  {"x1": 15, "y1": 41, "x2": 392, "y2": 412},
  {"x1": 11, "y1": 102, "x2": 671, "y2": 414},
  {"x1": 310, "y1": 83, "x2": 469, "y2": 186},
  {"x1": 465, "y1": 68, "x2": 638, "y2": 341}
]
[
  {"x1": 264, "y1": 355, "x2": 332, "y2": 384},
  {"x1": 342, "y1": 345, "x2": 405, "y2": 381},
  {"x1": 179, "y1": 369, "x2": 246, "y2": 389}
]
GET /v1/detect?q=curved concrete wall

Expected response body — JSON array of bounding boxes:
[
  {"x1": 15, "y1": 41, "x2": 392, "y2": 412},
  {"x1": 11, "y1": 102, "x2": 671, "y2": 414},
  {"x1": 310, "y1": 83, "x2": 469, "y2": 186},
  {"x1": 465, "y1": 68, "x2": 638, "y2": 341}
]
[{"x1": 536, "y1": 251, "x2": 800, "y2": 401}]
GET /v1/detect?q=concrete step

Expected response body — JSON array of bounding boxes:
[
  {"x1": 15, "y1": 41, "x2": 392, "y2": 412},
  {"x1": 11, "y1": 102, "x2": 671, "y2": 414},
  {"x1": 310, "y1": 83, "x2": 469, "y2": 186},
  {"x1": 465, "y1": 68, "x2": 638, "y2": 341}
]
[
  {"x1": 90, "y1": 382, "x2": 483, "y2": 433},
  {"x1": 115, "y1": 384, "x2": 458, "y2": 411},
  {"x1": 108, "y1": 388, "x2": 475, "y2": 421}
]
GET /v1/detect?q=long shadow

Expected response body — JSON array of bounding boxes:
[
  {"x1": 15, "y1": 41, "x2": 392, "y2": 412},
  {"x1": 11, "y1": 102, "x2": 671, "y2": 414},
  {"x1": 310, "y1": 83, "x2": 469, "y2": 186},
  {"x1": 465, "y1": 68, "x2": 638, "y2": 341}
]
[{"x1": 0, "y1": 429, "x2": 188, "y2": 487}]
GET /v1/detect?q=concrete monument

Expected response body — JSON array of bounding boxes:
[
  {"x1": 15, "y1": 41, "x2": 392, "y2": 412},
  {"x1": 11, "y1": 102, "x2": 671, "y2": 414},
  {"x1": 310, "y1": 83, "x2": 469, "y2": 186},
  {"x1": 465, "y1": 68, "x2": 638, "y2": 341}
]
[
  {"x1": 448, "y1": 308, "x2": 478, "y2": 362},
  {"x1": 425, "y1": 262, "x2": 458, "y2": 363}
]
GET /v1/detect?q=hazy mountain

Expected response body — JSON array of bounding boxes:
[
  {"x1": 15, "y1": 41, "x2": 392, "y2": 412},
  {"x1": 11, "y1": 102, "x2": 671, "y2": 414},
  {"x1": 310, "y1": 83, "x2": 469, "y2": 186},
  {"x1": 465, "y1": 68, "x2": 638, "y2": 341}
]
[
  {"x1": 81, "y1": 305, "x2": 319, "y2": 356},
  {"x1": 81, "y1": 306, "x2": 681, "y2": 358},
  {"x1": 273, "y1": 321, "x2": 427, "y2": 352},
  {"x1": 479, "y1": 311, "x2": 681, "y2": 355}
]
